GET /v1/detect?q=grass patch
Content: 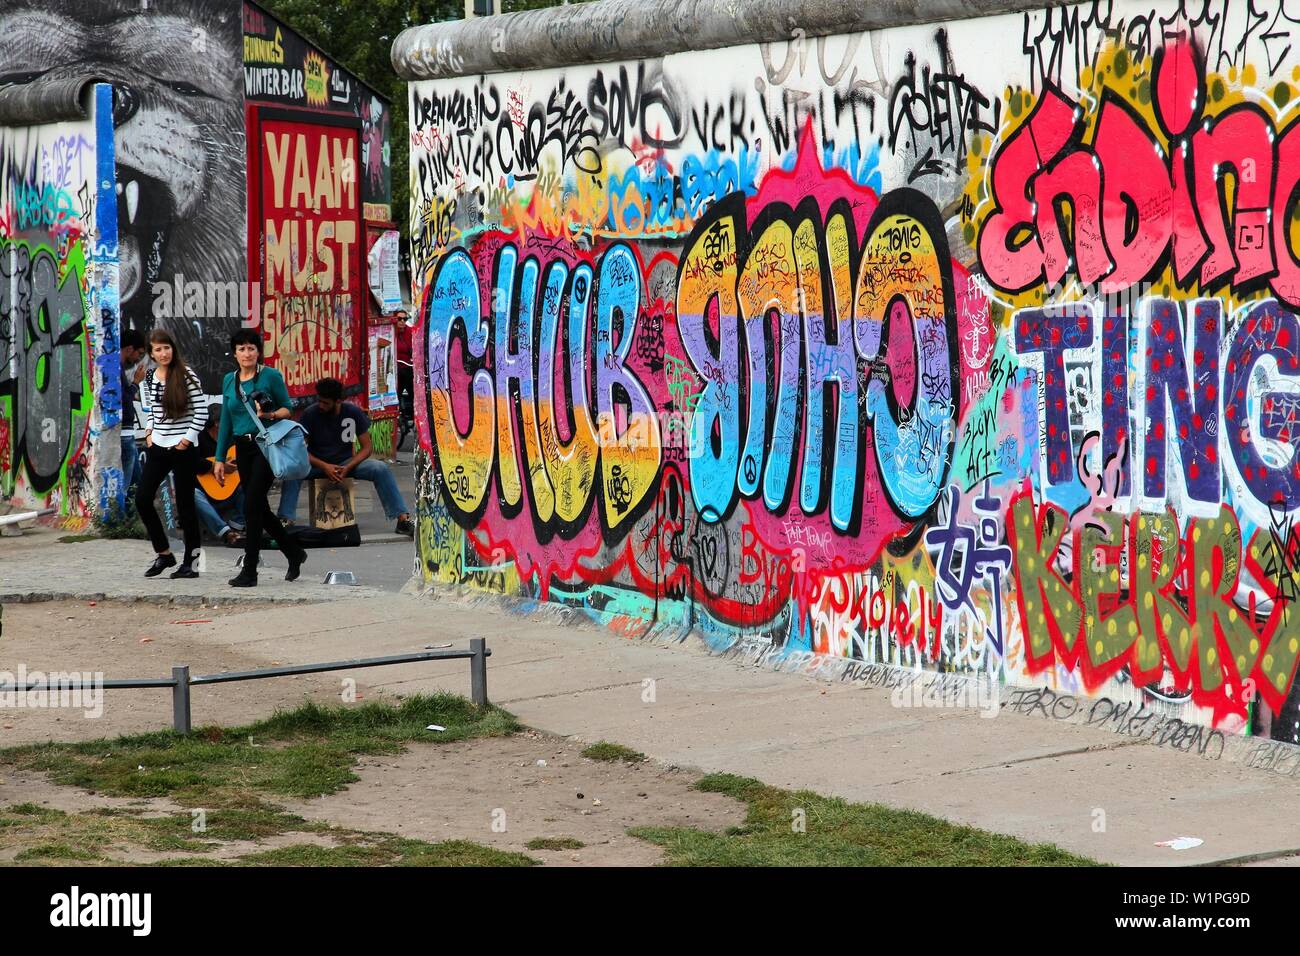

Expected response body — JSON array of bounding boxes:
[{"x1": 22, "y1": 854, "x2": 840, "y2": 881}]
[
  {"x1": 235, "y1": 837, "x2": 536, "y2": 867},
  {"x1": 526, "y1": 836, "x2": 585, "y2": 851},
  {"x1": 0, "y1": 694, "x2": 525, "y2": 867},
  {"x1": 0, "y1": 803, "x2": 534, "y2": 867},
  {"x1": 129, "y1": 807, "x2": 331, "y2": 845},
  {"x1": 629, "y1": 773, "x2": 1101, "y2": 867},
  {"x1": 581, "y1": 742, "x2": 646, "y2": 764},
  {"x1": 94, "y1": 499, "x2": 149, "y2": 540},
  {"x1": 0, "y1": 802, "x2": 220, "y2": 859},
  {"x1": 14, "y1": 843, "x2": 103, "y2": 862},
  {"x1": 58, "y1": 534, "x2": 99, "y2": 544},
  {"x1": 0, "y1": 693, "x2": 518, "y2": 810}
]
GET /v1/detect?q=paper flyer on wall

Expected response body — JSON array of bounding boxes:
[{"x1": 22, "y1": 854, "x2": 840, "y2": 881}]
[
  {"x1": 368, "y1": 324, "x2": 398, "y2": 411},
  {"x1": 367, "y1": 230, "x2": 402, "y2": 314}
]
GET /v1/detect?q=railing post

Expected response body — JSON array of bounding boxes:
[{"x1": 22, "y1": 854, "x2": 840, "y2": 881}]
[
  {"x1": 172, "y1": 665, "x2": 191, "y2": 733},
  {"x1": 470, "y1": 639, "x2": 487, "y2": 706}
]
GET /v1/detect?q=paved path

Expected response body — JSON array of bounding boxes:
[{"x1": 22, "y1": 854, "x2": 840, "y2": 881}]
[
  {"x1": 6, "y1": 581, "x2": 1299, "y2": 866},
  {"x1": 0, "y1": 442, "x2": 420, "y2": 599},
  {"x1": 0, "y1": 530, "x2": 388, "y2": 604}
]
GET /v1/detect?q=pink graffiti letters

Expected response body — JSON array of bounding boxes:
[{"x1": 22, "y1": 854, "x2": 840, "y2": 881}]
[{"x1": 981, "y1": 37, "x2": 1300, "y2": 306}]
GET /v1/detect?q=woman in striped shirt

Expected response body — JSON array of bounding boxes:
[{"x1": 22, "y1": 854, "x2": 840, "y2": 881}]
[{"x1": 136, "y1": 328, "x2": 207, "y2": 578}]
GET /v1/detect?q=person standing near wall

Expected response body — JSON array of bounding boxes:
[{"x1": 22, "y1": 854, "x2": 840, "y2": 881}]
[
  {"x1": 212, "y1": 329, "x2": 308, "y2": 587},
  {"x1": 136, "y1": 329, "x2": 207, "y2": 578},
  {"x1": 119, "y1": 330, "x2": 148, "y2": 497}
]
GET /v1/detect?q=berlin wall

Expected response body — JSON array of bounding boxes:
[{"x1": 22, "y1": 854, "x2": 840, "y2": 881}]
[{"x1": 398, "y1": 0, "x2": 1300, "y2": 740}]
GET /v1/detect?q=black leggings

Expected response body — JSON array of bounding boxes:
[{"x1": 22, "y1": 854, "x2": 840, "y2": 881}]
[
  {"x1": 235, "y1": 438, "x2": 298, "y2": 567},
  {"x1": 137, "y1": 443, "x2": 201, "y2": 563}
]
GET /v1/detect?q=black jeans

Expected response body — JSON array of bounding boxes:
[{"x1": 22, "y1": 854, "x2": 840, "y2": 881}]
[
  {"x1": 136, "y1": 443, "x2": 201, "y2": 563},
  {"x1": 235, "y1": 437, "x2": 299, "y2": 569}
]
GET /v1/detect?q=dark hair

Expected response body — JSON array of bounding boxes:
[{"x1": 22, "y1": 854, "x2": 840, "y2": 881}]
[
  {"x1": 121, "y1": 330, "x2": 145, "y2": 351},
  {"x1": 206, "y1": 403, "x2": 223, "y2": 426},
  {"x1": 148, "y1": 329, "x2": 194, "y2": 421},
  {"x1": 229, "y1": 328, "x2": 262, "y2": 352},
  {"x1": 315, "y1": 377, "x2": 343, "y2": 401}
]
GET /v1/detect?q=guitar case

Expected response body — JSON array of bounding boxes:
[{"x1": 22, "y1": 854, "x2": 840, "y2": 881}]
[
  {"x1": 288, "y1": 523, "x2": 361, "y2": 549},
  {"x1": 292, "y1": 477, "x2": 360, "y2": 548}
]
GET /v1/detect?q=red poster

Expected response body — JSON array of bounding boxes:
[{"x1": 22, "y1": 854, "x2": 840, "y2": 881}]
[{"x1": 258, "y1": 118, "x2": 361, "y2": 396}]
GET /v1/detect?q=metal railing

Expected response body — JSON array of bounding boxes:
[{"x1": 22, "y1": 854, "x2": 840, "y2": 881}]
[
  {"x1": 0, "y1": 506, "x2": 56, "y2": 527},
  {"x1": 0, "y1": 639, "x2": 490, "y2": 733}
]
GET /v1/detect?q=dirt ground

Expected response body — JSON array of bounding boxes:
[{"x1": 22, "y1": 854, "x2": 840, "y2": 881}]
[
  {"x1": 0, "y1": 601, "x2": 744, "y2": 865},
  {"x1": 280, "y1": 730, "x2": 744, "y2": 866},
  {"x1": 0, "y1": 599, "x2": 362, "y2": 745}
]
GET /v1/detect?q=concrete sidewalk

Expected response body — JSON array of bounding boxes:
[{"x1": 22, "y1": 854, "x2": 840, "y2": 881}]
[
  {"x1": 0, "y1": 438, "x2": 420, "y2": 600},
  {"x1": 0, "y1": 529, "x2": 387, "y2": 604},
  {"x1": 75, "y1": 590, "x2": 1300, "y2": 867}
]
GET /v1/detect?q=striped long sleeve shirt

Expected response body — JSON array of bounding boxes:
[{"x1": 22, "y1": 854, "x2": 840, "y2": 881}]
[{"x1": 142, "y1": 367, "x2": 207, "y2": 447}]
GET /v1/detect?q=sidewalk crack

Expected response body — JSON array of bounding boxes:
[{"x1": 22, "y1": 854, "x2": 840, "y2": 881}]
[{"x1": 498, "y1": 680, "x2": 647, "y2": 703}]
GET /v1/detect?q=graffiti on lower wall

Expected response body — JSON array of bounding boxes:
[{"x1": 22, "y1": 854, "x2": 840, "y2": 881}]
[
  {"x1": 408, "y1": 0, "x2": 1300, "y2": 741},
  {"x1": 0, "y1": 111, "x2": 106, "y2": 520},
  {"x1": 368, "y1": 416, "x2": 396, "y2": 461}
]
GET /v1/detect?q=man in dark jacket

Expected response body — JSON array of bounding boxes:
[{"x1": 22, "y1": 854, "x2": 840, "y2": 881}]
[{"x1": 120, "y1": 330, "x2": 147, "y2": 494}]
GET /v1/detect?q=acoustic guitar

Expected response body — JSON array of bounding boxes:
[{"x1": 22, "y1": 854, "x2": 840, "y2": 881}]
[{"x1": 196, "y1": 447, "x2": 240, "y2": 501}]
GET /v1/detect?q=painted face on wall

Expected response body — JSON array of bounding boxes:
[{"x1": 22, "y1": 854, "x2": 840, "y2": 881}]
[{"x1": 0, "y1": 0, "x2": 246, "y2": 389}]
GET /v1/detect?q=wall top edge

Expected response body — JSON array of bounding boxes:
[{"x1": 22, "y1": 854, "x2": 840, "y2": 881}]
[
  {"x1": 392, "y1": 0, "x2": 1048, "y2": 81},
  {"x1": 0, "y1": 76, "x2": 104, "y2": 127}
]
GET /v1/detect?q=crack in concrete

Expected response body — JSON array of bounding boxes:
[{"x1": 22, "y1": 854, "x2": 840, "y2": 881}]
[
  {"x1": 1195, "y1": 846, "x2": 1300, "y2": 866},
  {"x1": 930, "y1": 739, "x2": 1148, "y2": 778},
  {"x1": 498, "y1": 680, "x2": 648, "y2": 704}
]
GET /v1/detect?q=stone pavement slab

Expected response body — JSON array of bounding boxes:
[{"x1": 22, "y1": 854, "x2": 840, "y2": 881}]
[{"x1": 0, "y1": 527, "x2": 386, "y2": 604}]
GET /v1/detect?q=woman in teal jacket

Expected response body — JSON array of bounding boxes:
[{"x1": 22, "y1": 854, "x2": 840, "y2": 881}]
[{"x1": 212, "y1": 328, "x2": 308, "y2": 587}]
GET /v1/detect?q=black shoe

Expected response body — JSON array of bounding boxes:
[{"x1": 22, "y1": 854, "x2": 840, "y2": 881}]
[
  {"x1": 170, "y1": 563, "x2": 199, "y2": 579},
  {"x1": 395, "y1": 517, "x2": 415, "y2": 538},
  {"x1": 285, "y1": 548, "x2": 308, "y2": 582},
  {"x1": 145, "y1": 554, "x2": 177, "y2": 577},
  {"x1": 228, "y1": 569, "x2": 258, "y2": 588}
]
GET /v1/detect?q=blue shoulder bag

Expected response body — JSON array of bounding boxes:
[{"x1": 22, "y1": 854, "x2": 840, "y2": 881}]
[{"x1": 237, "y1": 369, "x2": 311, "y2": 481}]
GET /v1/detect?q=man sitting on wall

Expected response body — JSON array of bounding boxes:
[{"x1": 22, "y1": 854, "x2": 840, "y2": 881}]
[
  {"x1": 276, "y1": 378, "x2": 415, "y2": 538},
  {"x1": 194, "y1": 404, "x2": 246, "y2": 548}
]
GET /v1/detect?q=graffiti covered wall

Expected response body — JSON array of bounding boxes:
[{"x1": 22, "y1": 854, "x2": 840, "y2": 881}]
[
  {"x1": 0, "y1": 0, "x2": 245, "y2": 393},
  {"x1": 243, "y1": 2, "x2": 394, "y2": 398},
  {"x1": 406, "y1": 0, "x2": 1300, "y2": 740},
  {"x1": 0, "y1": 87, "x2": 118, "y2": 521}
]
